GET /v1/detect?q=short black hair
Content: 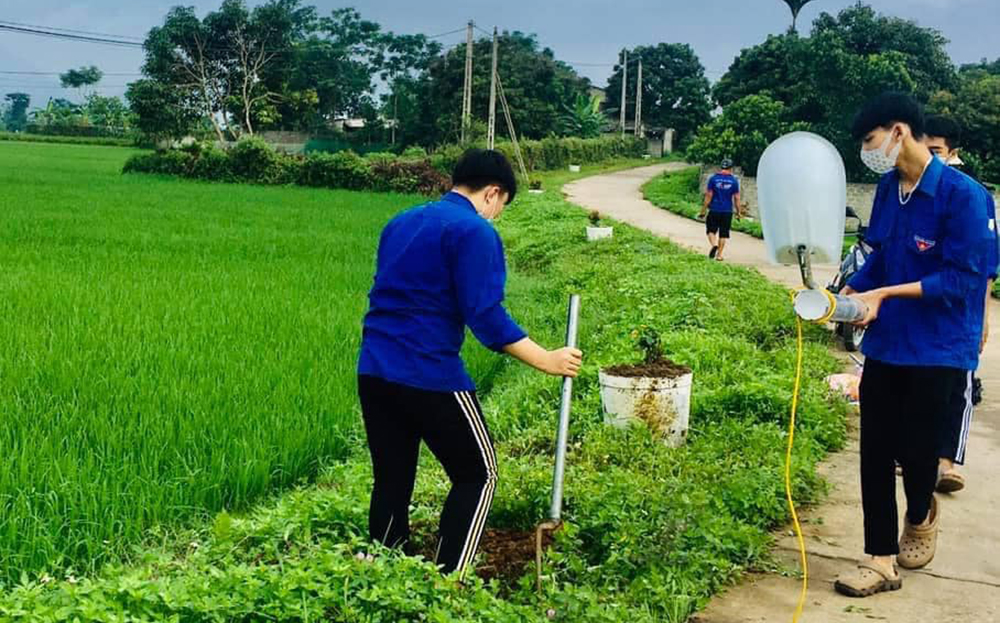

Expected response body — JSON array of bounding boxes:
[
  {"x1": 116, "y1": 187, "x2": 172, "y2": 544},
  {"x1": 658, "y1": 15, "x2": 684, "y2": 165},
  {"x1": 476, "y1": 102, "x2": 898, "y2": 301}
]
[
  {"x1": 451, "y1": 149, "x2": 517, "y2": 204},
  {"x1": 850, "y1": 92, "x2": 925, "y2": 141},
  {"x1": 924, "y1": 115, "x2": 962, "y2": 150}
]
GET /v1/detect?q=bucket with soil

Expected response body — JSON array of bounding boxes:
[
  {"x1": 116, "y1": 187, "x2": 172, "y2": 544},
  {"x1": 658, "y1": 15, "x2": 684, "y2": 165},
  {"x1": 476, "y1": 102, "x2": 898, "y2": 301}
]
[{"x1": 599, "y1": 357, "x2": 693, "y2": 447}]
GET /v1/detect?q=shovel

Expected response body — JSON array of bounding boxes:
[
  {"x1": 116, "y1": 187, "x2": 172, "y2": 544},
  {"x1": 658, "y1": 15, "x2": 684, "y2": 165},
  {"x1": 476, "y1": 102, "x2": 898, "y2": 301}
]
[{"x1": 535, "y1": 293, "x2": 581, "y2": 593}]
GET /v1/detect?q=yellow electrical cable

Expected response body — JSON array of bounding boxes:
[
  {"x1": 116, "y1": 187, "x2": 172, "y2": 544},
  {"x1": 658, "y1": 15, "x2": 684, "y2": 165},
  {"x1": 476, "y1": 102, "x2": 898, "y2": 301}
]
[{"x1": 786, "y1": 313, "x2": 809, "y2": 622}]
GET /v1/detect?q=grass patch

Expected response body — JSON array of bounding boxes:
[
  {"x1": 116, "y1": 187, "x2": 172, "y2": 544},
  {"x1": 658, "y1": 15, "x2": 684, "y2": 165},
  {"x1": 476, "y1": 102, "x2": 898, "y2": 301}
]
[{"x1": 0, "y1": 150, "x2": 846, "y2": 621}]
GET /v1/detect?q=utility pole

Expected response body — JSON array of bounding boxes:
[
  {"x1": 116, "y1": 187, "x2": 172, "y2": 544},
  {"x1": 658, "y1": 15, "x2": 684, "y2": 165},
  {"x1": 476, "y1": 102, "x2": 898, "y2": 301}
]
[
  {"x1": 392, "y1": 91, "x2": 398, "y2": 145},
  {"x1": 634, "y1": 58, "x2": 643, "y2": 137},
  {"x1": 461, "y1": 20, "x2": 474, "y2": 143},
  {"x1": 619, "y1": 49, "x2": 628, "y2": 137},
  {"x1": 487, "y1": 27, "x2": 498, "y2": 149}
]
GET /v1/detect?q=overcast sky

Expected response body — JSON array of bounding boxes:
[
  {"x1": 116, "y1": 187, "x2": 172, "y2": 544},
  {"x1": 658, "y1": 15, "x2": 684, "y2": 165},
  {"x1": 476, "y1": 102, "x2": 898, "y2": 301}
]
[{"x1": 2, "y1": 0, "x2": 998, "y2": 108}]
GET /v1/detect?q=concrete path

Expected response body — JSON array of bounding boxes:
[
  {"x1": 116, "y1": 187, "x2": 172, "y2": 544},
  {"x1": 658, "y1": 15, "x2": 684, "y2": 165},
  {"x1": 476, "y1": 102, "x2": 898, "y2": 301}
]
[{"x1": 565, "y1": 165, "x2": 1000, "y2": 622}]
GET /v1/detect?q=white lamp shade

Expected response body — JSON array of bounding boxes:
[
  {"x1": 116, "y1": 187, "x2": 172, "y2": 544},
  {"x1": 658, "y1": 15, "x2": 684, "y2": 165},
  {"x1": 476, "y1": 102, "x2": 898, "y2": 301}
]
[{"x1": 757, "y1": 131, "x2": 847, "y2": 265}]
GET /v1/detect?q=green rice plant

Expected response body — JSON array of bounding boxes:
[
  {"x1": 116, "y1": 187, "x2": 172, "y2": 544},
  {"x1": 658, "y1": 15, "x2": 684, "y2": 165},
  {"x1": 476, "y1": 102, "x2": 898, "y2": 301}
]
[{"x1": 0, "y1": 141, "x2": 501, "y2": 582}]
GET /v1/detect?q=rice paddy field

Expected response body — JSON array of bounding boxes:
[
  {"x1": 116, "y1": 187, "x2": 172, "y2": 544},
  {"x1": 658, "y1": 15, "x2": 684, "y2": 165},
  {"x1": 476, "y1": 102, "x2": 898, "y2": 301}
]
[{"x1": 0, "y1": 142, "x2": 501, "y2": 582}]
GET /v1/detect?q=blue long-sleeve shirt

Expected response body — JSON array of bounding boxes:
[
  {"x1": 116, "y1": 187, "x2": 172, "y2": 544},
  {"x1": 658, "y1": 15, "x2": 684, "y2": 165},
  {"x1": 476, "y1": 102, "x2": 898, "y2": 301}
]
[
  {"x1": 849, "y1": 157, "x2": 994, "y2": 371},
  {"x1": 358, "y1": 191, "x2": 527, "y2": 392}
]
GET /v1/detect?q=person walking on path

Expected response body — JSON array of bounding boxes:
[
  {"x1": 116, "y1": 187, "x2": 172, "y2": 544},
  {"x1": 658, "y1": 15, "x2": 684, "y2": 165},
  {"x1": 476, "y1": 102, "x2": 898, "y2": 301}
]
[
  {"x1": 921, "y1": 115, "x2": 999, "y2": 495},
  {"x1": 698, "y1": 158, "x2": 743, "y2": 261},
  {"x1": 357, "y1": 149, "x2": 583, "y2": 581},
  {"x1": 834, "y1": 93, "x2": 993, "y2": 598}
]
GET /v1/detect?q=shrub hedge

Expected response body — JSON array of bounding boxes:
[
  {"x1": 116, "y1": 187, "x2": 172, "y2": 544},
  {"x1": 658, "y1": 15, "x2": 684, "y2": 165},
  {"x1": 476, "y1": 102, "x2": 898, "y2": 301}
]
[
  {"x1": 0, "y1": 131, "x2": 136, "y2": 148},
  {"x1": 123, "y1": 135, "x2": 647, "y2": 196}
]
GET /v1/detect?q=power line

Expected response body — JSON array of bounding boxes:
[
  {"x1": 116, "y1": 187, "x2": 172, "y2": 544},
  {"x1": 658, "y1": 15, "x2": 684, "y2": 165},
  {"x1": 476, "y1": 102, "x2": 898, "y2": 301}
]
[
  {"x1": 0, "y1": 19, "x2": 143, "y2": 41},
  {"x1": 0, "y1": 23, "x2": 142, "y2": 48},
  {"x1": 0, "y1": 70, "x2": 142, "y2": 77}
]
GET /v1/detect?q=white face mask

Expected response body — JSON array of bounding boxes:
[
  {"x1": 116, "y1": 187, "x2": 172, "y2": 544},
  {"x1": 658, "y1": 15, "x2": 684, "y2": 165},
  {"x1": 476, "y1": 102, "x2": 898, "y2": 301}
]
[{"x1": 860, "y1": 131, "x2": 902, "y2": 175}]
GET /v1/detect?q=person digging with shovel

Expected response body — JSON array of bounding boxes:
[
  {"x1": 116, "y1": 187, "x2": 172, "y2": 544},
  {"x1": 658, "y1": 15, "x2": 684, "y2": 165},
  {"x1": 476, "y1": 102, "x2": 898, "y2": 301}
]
[{"x1": 357, "y1": 148, "x2": 583, "y2": 582}]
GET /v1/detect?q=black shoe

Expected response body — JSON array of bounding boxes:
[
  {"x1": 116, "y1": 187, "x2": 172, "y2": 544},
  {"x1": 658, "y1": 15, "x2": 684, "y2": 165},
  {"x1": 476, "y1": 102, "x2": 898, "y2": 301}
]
[{"x1": 709, "y1": 246, "x2": 718, "y2": 259}]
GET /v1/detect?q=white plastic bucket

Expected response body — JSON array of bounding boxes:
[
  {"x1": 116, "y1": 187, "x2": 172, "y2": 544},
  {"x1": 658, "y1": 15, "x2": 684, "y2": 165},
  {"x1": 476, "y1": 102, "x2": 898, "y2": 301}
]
[
  {"x1": 598, "y1": 370, "x2": 693, "y2": 447},
  {"x1": 586, "y1": 227, "x2": 613, "y2": 241}
]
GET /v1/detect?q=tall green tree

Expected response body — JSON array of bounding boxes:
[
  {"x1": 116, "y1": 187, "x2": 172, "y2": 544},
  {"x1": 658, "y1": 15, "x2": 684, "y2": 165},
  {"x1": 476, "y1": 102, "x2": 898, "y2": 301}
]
[
  {"x1": 278, "y1": 8, "x2": 387, "y2": 132},
  {"x1": 59, "y1": 66, "x2": 103, "y2": 100},
  {"x1": 138, "y1": 0, "x2": 314, "y2": 140},
  {"x1": 709, "y1": 2, "x2": 956, "y2": 180},
  {"x1": 126, "y1": 80, "x2": 202, "y2": 142},
  {"x1": 3, "y1": 93, "x2": 30, "y2": 132},
  {"x1": 604, "y1": 43, "x2": 712, "y2": 147}
]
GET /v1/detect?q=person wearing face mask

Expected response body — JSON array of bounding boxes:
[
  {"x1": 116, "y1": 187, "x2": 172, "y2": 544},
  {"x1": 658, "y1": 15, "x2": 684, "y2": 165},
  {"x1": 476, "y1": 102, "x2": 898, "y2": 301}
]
[
  {"x1": 833, "y1": 93, "x2": 993, "y2": 598},
  {"x1": 357, "y1": 148, "x2": 583, "y2": 580},
  {"x1": 921, "y1": 115, "x2": 999, "y2": 495}
]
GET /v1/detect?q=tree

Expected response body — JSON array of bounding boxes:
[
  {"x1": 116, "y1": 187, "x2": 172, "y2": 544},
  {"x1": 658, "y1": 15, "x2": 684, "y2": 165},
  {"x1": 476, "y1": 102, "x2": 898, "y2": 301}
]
[
  {"x1": 604, "y1": 43, "x2": 712, "y2": 147},
  {"x1": 3, "y1": 93, "x2": 30, "y2": 132},
  {"x1": 378, "y1": 33, "x2": 442, "y2": 145},
  {"x1": 930, "y1": 66, "x2": 1000, "y2": 183},
  {"x1": 83, "y1": 94, "x2": 133, "y2": 134},
  {"x1": 709, "y1": 3, "x2": 957, "y2": 180},
  {"x1": 59, "y1": 66, "x2": 103, "y2": 99},
  {"x1": 138, "y1": 0, "x2": 313, "y2": 141},
  {"x1": 126, "y1": 79, "x2": 202, "y2": 142},
  {"x1": 781, "y1": 0, "x2": 817, "y2": 32},
  {"x1": 687, "y1": 94, "x2": 807, "y2": 175},
  {"x1": 277, "y1": 8, "x2": 388, "y2": 132}
]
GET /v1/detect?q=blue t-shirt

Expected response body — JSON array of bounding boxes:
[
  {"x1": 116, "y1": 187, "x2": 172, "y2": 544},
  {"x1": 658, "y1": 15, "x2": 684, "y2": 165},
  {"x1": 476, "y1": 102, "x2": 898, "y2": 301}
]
[
  {"x1": 707, "y1": 173, "x2": 740, "y2": 213},
  {"x1": 358, "y1": 192, "x2": 527, "y2": 392},
  {"x1": 848, "y1": 157, "x2": 993, "y2": 371}
]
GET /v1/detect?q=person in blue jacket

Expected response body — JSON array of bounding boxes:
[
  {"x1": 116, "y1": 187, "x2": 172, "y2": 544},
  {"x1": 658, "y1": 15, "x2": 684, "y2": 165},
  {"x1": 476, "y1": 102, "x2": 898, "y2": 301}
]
[
  {"x1": 922, "y1": 115, "x2": 999, "y2": 494},
  {"x1": 357, "y1": 149, "x2": 583, "y2": 581},
  {"x1": 834, "y1": 93, "x2": 993, "y2": 598},
  {"x1": 698, "y1": 158, "x2": 743, "y2": 261}
]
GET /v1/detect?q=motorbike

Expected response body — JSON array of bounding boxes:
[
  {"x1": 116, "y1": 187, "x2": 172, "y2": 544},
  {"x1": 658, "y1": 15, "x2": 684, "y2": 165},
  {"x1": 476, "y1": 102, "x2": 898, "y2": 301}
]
[{"x1": 827, "y1": 206, "x2": 873, "y2": 352}]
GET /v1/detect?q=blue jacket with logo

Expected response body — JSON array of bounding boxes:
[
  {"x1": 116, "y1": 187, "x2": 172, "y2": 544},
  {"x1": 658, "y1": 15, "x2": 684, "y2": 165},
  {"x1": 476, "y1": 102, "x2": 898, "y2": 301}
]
[
  {"x1": 358, "y1": 192, "x2": 527, "y2": 392},
  {"x1": 849, "y1": 157, "x2": 994, "y2": 371}
]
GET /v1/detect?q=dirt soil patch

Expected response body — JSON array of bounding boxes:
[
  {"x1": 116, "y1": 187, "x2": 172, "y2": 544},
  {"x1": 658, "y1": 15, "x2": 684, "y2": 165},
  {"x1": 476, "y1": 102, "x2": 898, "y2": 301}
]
[
  {"x1": 604, "y1": 357, "x2": 691, "y2": 378},
  {"x1": 409, "y1": 523, "x2": 552, "y2": 586}
]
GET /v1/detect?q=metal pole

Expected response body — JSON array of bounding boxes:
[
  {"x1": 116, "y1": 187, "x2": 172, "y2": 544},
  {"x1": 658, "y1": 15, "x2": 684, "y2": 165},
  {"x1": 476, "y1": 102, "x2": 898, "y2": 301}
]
[
  {"x1": 487, "y1": 27, "x2": 498, "y2": 150},
  {"x1": 549, "y1": 294, "x2": 580, "y2": 521},
  {"x1": 634, "y1": 58, "x2": 643, "y2": 137},
  {"x1": 619, "y1": 50, "x2": 627, "y2": 138},
  {"x1": 461, "y1": 20, "x2": 474, "y2": 143}
]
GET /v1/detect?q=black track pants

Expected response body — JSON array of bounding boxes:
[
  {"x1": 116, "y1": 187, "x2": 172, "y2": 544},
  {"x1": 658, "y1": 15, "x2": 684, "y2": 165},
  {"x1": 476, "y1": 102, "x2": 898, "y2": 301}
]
[
  {"x1": 358, "y1": 374, "x2": 497, "y2": 579},
  {"x1": 859, "y1": 359, "x2": 965, "y2": 555}
]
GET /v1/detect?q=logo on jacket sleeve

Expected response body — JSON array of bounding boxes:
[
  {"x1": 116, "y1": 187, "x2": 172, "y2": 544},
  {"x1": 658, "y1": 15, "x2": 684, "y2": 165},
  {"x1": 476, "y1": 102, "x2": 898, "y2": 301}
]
[{"x1": 914, "y1": 235, "x2": 937, "y2": 252}]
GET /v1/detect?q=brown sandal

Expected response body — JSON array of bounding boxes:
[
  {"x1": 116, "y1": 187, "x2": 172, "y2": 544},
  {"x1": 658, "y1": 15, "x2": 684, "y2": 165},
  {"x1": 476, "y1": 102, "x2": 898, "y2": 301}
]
[
  {"x1": 936, "y1": 469, "x2": 965, "y2": 494},
  {"x1": 898, "y1": 495, "x2": 939, "y2": 569},
  {"x1": 834, "y1": 561, "x2": 902, "y2": 598}
]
